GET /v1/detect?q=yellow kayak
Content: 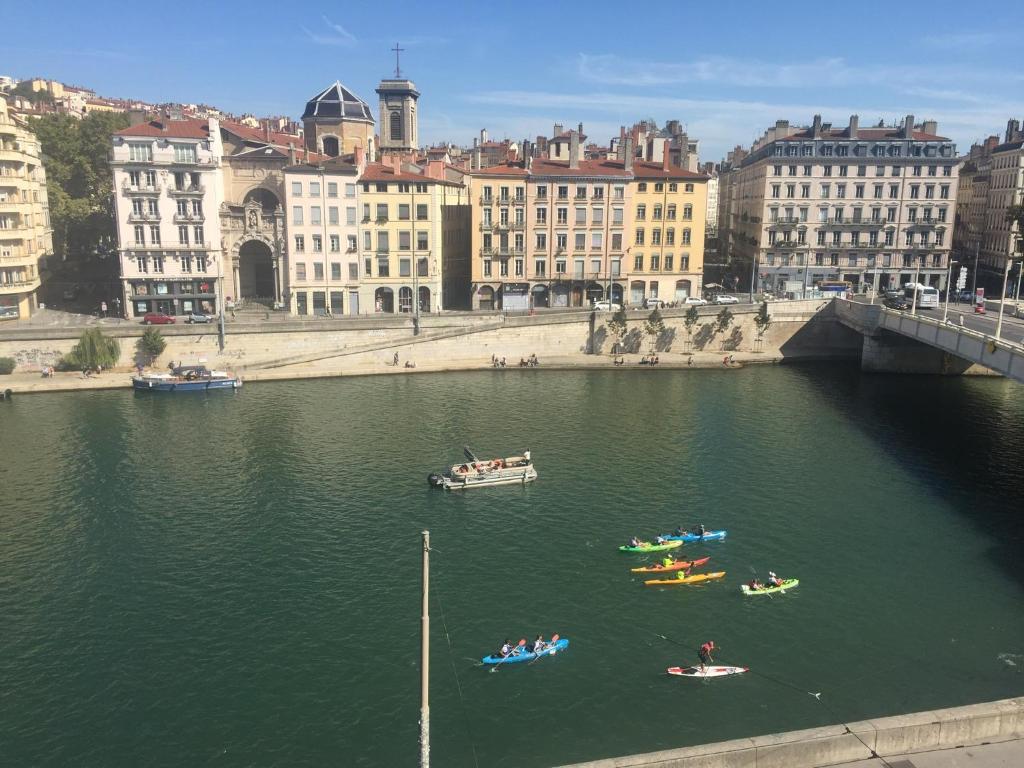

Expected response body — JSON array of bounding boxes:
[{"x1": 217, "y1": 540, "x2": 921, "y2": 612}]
[{"x1": 644, "y1": 571, "x2": 726, "y2": 586}]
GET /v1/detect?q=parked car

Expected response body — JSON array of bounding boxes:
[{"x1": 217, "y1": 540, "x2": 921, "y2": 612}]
[
  {"x1": 883, "y1": 295, "x2": 910, "y2": 311},
  {"x1": 713, "y1": 294, "x2": 739, "y2": 305},
  {"x1": 185, "y1": 312, "x2": 214, "y2": 324},
  {"x1": 683, "y1": 297, "x2": 708, "y2": 306},
  {"x1": 642, "y1": 297, "x2": 665, "y2": 309},
  {"x1": 956, "y1": 289, "x2": 974, "y2": 303},
  {"x1": 141, "y1": 312, "x2": 176, "y2": 325},
  {"x1": 883, "y1": 289, "x2": 903, "y2": 300},
  {"x1": 592, "y1": 300, "x2": 621, "y2": 311}
]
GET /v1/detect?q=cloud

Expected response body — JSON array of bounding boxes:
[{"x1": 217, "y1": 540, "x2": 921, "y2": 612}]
[{"x1": 302, "y1": 16, "x2": 357, "y2": 46}]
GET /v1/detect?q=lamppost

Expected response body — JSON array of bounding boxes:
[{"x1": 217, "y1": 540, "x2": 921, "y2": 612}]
[
  {"x1": 942, "y1": 259, "x2": 958, "y2": 323},
  {"x1": 911, "y1": 255, "x2": 921, "y2": 315},
  {"x1": 747, "y1": 236, "x2": 758, "y2": 304},
  {"x1": 995, "y1": 257, "x2": 1013, "y2": 340}
]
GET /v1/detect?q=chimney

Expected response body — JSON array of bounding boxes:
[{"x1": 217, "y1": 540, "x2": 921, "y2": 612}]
[
  {"x1": 812, "y1": 114, "x2": 822, "y2": 138},
  {"x1": 128, "y1": 108, "x2": 148, "y2": 127},
  {"x1": 1007, "y1": 119, "x2": 1021, "y2": 143},
  {"x1": 480, "y1": 128, "x2": 488, "y2": 144},
  {"x1": 848, "y1": 114, "x2": 859, "y2": 139},
  {"x1": 303, "y1": 145, "x2": 309, "y2": 163},
  {"x1": 354, "y1": 145, "x2": 366, "y2": 171},
  {"x1": 922, "y1": 120, "x2": 937, "y2": 137},
  {"x1": 903, "y1": 114, "x2": 915, "y2": 138},
  {"x1": 288, "y1": 142, "x2": 296, "y2": 165},
  {"x1": 265, "y1": 122, "x2": 271, "y2": 141},
  {"x1": 472, "y1": 137, "x2": 478, "y2": 148},
  {"x1": 427, "y1": 160, "x2": 444, "y2": 180},
  {"x1": 569, "y1": 130, "x2": 580, "y2": 169},
  {"x1": 472, "y1": 146, "x2": 481, "y2": 170},
  {"x1": 774, "y1": 119, "x2": 789, "y2": 136},
  {"x1": 553, "y1": 123, "x2": 563, "y2": 137},
  {"x1": 577, "y1": 121, "x2": 584, "y2": 136},
  {"x1": 662, "y1": 141, "x2": 671, "y2": 171},
  {"x1": 624, "y1": 137, "x2": 634, "y2": 172}
]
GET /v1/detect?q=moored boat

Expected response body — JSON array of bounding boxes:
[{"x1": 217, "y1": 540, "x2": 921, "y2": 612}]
[
  {"x1": 132, "y1": 365, "x2": 242, "y2": 392},
  {"x1": 429, "y1": 447, "x2": 536, "y2": 490}
]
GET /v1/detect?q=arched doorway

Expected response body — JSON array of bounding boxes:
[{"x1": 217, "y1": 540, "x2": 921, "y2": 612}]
[
  {"x1": 398, "y1": 286, "x2": 413, "y2": 313},
  {"x1": 531, "y1": 285, "x2": 549, "y2": 308},
  {"x1": 585, "y1": 282, "x2": 604, "y2": 305},
  {"x1": 675, "y1": 279, "x2": 692, "y2": 301},
  {"x1": 609, "y1": 284, "x2": 623, "y2": 304},
  {"x1": 375, "y1": 287, "x2": 394, "y2": 313},
  {"x1": 239, "y1": 240, "x2": 275, "y2": 300},
  {"x1": 478, "y1": 285, "x2": 495, "y2": 310},
  {"x1": 418, "y1": 286, "x2": 431, "y2": 313}
]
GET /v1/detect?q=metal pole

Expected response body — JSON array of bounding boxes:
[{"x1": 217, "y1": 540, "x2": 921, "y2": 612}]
[
  {"x1": 217, "y1": 254, "x2": 226, "y2": 351},
  {"x1": 995, "y1": 259, "x2": 1011, "y2": 341},
  {"x1": 748, "y1": 247, "x2": 756, "y2": 304},
  {"x1": 420, "y1": 529, "x2": 430, "y2": 768},
  {"x1": 942, "y1": 259, "x2": 955, "y2": 323},
  {"x1": 911, "y1": 257, "x2": 920, "y2": 315}
]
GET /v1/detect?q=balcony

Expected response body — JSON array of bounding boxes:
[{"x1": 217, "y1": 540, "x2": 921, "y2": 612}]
[
  {"x1": 497, "y1": 197, "x2": 512, "y2": 205},
  {"x1": 821, "y1": 219, "x2": 884, "y2": 230},
  {"x1": 492, "y1": 222, "x2": 510, "y2": 232},
  {"x1": 376, "y1": 216, "x2": 389, "y2": 224},
  {"x1": 512, "y1": 196, "x2": 526, "y2": 205},
  {"x1": 511, "y1": 221, "x2": 525, "y2": 231},
  {"x1": 479, "y1": 195, "x2": 493, "y2": 205},
  {"x1": 128, "y1": 213, "x2": 161, "y2": 224},
  {"x1": 533, "y1": 195, "x2": 548, "y2": 203},
  {"x1": 592, "y1": 192, "x2": 605, "y2": 201},
  {"x1": 768, "y1": 216, "x2": 802, "y2": 227},
  {"x1": 173, "y1": 213, "x2": 204, "y2": 224},
  {"x1": 122, "y1": 182, "x2": 162, "y2": 196},
  {"x1": 167, "y1": 184, "x2": 205, "y2": 196},
  {"x1": 0, "y1": 276, "x2": 41, "y2": 291}
]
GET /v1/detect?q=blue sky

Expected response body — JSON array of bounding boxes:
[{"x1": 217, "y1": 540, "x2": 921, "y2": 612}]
[{"x1": 3, "y1": 0, "x2": 1023, "y2": 161}]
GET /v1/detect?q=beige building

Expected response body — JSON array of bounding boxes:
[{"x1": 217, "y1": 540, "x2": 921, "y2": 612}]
[
  {"x1": 0, "y1": 92, "x2": 53, "y2": 319},
  {"x1": 718, "y1": 114, "x2": 959, "y2": 297}
]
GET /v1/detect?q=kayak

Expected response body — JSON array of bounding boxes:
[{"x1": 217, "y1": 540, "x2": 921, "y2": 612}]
[
  {"x1": 662, "y1": 530, "x2": 727, "y2": 543},
  {"x1": 667, "y1": 665, "x2": 747, "y2": 678},
  {"x1": 619, "y1": 541, "x2": 683, "y2": 554},
  {"x1": 741, "y1": 578, "x2": 799, "y2": 596},
  {"x1": 481, "y1": 638, "x2": 570, "y2": 665},
  {"x1": 631, "y1": 556, "x2": 710, "y2": 574},
  {"x1": 644, "y1": 571, "x2": 726, "y2": 586}
]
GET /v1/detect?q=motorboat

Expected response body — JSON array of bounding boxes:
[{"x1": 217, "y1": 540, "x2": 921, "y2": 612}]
[
  {"x1": 132, "y1": 365, "x2": 242, "y2": 392},
  {"x1": 429, "y1": 447, "x2": 536, "y2": 489}
]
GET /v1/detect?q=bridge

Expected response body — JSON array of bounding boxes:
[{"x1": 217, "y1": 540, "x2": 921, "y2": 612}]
[{"x1": 834, "y1": 299, "x2": 1024, "y2": 384}]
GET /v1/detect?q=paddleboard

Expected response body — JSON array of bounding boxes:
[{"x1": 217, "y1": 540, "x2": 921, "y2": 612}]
[{"x1": 667, "y1": 665, "x2": 747, "y2": 677}]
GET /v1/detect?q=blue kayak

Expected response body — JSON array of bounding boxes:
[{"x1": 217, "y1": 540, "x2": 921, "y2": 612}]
[
  {"x1": 482, "y1": 638, "x2": 570, "y2": 665},
  {"x1": 663, "y1": 530, "x2": 727, "y2": 543}
]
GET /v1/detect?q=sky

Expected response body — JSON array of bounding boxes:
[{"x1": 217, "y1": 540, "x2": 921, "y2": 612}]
[{"x1": 3, "y1": 0, "x2": 1023, "y2": 162}]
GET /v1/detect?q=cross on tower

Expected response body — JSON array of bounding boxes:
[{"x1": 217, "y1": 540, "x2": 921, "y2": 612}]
[{"x1": 391, "y1": 42, "x2": 405, "y2": 78}]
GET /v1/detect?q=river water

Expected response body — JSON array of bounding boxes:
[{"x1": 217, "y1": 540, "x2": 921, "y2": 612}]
[{"x1": 1, "y1": 365, "x2": 1022, "y2": 767}]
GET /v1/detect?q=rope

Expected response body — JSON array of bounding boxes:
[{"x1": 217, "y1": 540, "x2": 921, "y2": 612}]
[
  {"x1": 434, "y1": 587, "x2": 481, "y2": 768},
  {"x1": 648, "y1": 629, "x2": 895, "y2": 768}
]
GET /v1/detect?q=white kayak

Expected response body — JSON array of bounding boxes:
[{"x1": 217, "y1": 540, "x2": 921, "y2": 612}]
[{"x1": 667, "y1": 665, "x2": 748, "y2": 678}]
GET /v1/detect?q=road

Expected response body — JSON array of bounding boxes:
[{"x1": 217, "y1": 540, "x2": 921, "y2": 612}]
[{"x1": 850, "y1": 296, "x2": 1024, "y2": 348}]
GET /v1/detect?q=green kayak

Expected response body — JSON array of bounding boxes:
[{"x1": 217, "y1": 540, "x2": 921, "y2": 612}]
[
  {"x1": 619, "y1": 540, "x2": 683, "y2": 553},
  {"x1": 741, "y1": 578, "x2": 799, "y2": 595}
]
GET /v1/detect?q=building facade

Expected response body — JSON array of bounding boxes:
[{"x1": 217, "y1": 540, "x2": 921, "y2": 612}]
[
  {"x1": 111, "y1": 118, "x2": 225, "y2": 318},
  {"x1": 0, "y1": 92, "x2": 52, "y2": 319},
  {"x1": 717, "y1": 115, "x2": 959, "y2": 297}
]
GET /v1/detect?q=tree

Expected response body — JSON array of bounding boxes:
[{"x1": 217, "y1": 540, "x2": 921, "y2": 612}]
[
  {"x1": 29, "y1": 111, "x2": 130, "y2": 264},
  {"x1": 643, "y1": 308, "x2": 665, "y2": 352},
  {"x1": 137, "y1": 328, "x2": 166, "y2": 365},
  {"x1": 606, "y1": 306, "x2": 628, "y2": 354},
  {"x1": 61, "y1": 328, "x2": 120, "y2": 371},
  {"x1": 753, "y1": 302, "x2": 772, "y2": 351},
  {"x1": 683, "y1": 306, "x2": 700, "y2": 353},
  {"x1": 715, "y1": 307, "x2": 734, "y2": 334}
]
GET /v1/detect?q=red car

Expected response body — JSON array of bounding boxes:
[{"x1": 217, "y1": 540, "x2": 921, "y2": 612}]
[{"x1": 141, "y1": 312, "x2": 176, "y2": 325}]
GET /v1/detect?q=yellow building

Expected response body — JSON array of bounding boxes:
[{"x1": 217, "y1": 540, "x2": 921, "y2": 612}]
[
  {"x1": 358, "y1": 160, "x2": 470, "y2": 313},
  {"x1": 0, "y1": 93, "x2": 53, "y2": 319},
  {"x1": 628, "y1": 160, "x2": 708, "y2": 304}
]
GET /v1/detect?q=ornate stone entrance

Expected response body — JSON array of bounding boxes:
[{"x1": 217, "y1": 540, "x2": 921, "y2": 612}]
[{"x1": 222, "y1": 198, "x2": 285, "y2": 306}]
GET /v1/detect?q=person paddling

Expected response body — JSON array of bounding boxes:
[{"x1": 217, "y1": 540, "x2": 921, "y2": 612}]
[
  {"x1": 532, "y1": 635, "x2": 546, "y2": 654},
  {"x1": 675, "y1": 566, "x2": 693, "y2": 581},
  {"x1": 698, "y1": 640, "x2": 715, "y2": 671},
  {"x1": 661, "y1": 555, "x2": 675, "y2": 569},
  {"x1": 499, "y1": 639, "x2": 513, "y2": 658},
  {"x1": 695, "y1": 523, "x2": 707, "y2": 537},
  {"x1": 628, "y1": 536, "x2": 641, "y2": 548},
  {"x1": 767, "y1": 571, "x2": 782, "y2": 587}
]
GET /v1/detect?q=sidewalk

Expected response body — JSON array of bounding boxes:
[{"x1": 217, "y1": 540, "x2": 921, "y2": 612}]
[
  {"x1": 0, "y1": 350, "x2": 786, "y2": 395},
  {"x1": 836, "y1": 738, "x2": 1024, "y2": 767}
]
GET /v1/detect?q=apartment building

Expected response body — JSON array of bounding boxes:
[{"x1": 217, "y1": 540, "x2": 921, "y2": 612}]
[
  {"x1": 629, "y1": 158, "x2": 708, "y2": 304},
  {"x1": 283, "y1": 156, "x2": 362, "y2": 315},
  {"x1": 468, "y1": 131, "x2": 632, "y2": 310},
  {"x1": 0, "y1": 93, "x2": 52, "y2": 319},
  {"x1": 718, "y1": 115, "x2": 959, "y2": 297},
  {"x1": 111, "y1": 117, "x2": 225, "y2": 318}
]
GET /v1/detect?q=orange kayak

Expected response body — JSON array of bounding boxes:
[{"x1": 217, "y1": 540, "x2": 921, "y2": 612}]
[
  {"x1": 644, "y1": 571, "x2": 726, "y2": 586},
  {"x1": 630, "y1": 556, "x2": 710, "y2": 574}
]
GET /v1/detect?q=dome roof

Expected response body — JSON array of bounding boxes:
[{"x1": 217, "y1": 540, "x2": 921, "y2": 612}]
[{"x1": 302, "y1": 81, "x2": 374, "y2": 123}]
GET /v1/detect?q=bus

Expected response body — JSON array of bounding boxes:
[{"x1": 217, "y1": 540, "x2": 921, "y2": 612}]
[
  {"x1": 818, "y1": 280, "x2": 853, "y2": 296},
  {"x1": 903, "y1": 283, "x2": 939, "y2": 309}
]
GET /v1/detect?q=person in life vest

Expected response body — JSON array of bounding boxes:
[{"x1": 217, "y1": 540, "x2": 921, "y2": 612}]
[
  {"x1": 749, "y1": 577, "x2": 763, "y2": 591},
  {"x1": 661, "y1": 556, "x2": 675, "y2": 569},
  {"x1": 767, "y1": 571, "x2": 782, "y2": 587},
  {"x1": 675, "y1": 566, "x2": 693, "y2": 581},
  {"x1": 655, "y1": 535, "x2": 667, "y2": 545},
  {"x1": 499, "y1": 639, "x2": 513, "y2": 658},
  {"x1": 694, "y1": 523, "x2": 707, "y2": 537},
  {"x1": 628, "y1": 536, "x2": 641, "y2": 548},
  {"x1": 698, "y1": 640, "x2": 715, "y2": 671},
  {"x1": 532, "y1": 635, "x2": 546, "y2": 654}
]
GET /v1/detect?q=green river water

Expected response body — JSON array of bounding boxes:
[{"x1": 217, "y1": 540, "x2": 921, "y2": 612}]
[{"x1": 1, "y1": 364, "x2": 1022, "y2": 767}]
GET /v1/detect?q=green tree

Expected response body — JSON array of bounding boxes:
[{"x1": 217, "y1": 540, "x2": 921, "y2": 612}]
[
  {"x1": 683, "y1": 306, "x2": 700, "y2": 352},
  {"x1": 137, "y1": 328, "x2": 166, "y2": 365},
  {"x1": 62, "y1": 328, "x2": 120, "y2": 371},
  {"x1": 715, "y1": 307, "x2": 734, "y2": 334},
  {"x1": 606, "y1": 306, "x2": 628, "y2": 354},
  {"x1": 643, "y1": 308, "x2": 665, "y2": 352},
  {"x1": 12, "y1": 81, "x2": 54, "y2": 106},
  {"x1": 29, "y1": 111, "x2": 130, "y2": 264},
  {"x1": 0, "y1": 357, "x2": 16, "y2": 375},
  {"x1": 753, "y1": 302, "x2": 772, "y2": 350}
]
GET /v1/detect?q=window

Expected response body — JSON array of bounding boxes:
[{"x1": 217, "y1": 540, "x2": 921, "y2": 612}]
[
  {"x1": 376, "y1": 183, "x2": 387, "y2": 193},
  {"x1": 576, "y1": 185, "x2": 587, "y2": 199},
  {"x1": 148, "y1": 199, "x2": 159, "y2": 215},
  {"x1": 535, "y1": 185, "x2": 547, "y2": 199},
  {"x1": 347, "y1": 235, "x2": 357, "y2": 252},
  {"x1": 836, "y1": 184, "x2": 846, "y2": 198},
  {"x1": 839, "y1": 165, "x2": 848, "y2": 177},
  {"x1": 654, "y1": 182, "x2": 664, "y2": 192},
  {"x1": 611, "y1": 233, "x2": 622, "y2": 250},
  {"x1": 363, "y1": 231, "x2": 372, "y2": 250},
  {"x1": 417, "y1": 232, "x2": 428, "y2": 250},
  {"x1": 314, "y1": 262, "x2": 324, "y2": 279},
  {"x1": 153, "y1": 255, "x2": 164, "y2": 273},
  {"x1": 172, "y1": 143, "x2": 197, "y2": 163},
  {"x1": 330, "y1": 235, "x2": 340, "y2": 252},
  {"x1": 293, "y1": 206, "x2": 304, "y2": 225},
  {"x1": 816, "y1": 231, "x2": 826, "y2": 245},
  {"x1": 417, "y1": 204, "x2": 429, "y2": 221},
  {"x1": 536, "y1": 207, "x2": 547, "y2": 224},
  {"x1": 377, "y1": 232, "x2": 390, "y2": 252},
  {"x1": 635, "y1": 228, "x2": 645, "y2": 245},
  {"x1": 821, "y1": 183, "x2": 830, "y2": 198},
  {"x1": 592, "y1": 207, "x2": 604, "y2": 225},
  {"x1": 400, "y1": 258, "x2": 411, "y2": 277},
  {"x1": 310, "y1": 182, "x2": 321, "y2": 197},
  {"x1": 666, "y1": 204, "x2": 676, "y2": 220},
  {"x1": 801, "y1": 184, "x2": 810, "y2": 198},
  {"x1": 771, "y1": 184, "x2": 780, "y2": 198},
  {"x1": 556, "y1": 233, "x2": 567, "y2": 250},
  {"x1": 377, "y1": 255, "x2": 390, "y2": 277},
  {"x1": 132, "y1": 199, "x2": 144, "y2": 216},
  {"x1": 310, "y1": 206, "x2": 321, "y2": 225},
  {"x1": 178, "y1": 226, "x2": 189, "y2": 245},
  {"x1": 399, "y1": 232, "x2": 411, "y2": 251},
  {"x1": 327, "y1": 182, "x2": 338, "y2": 197},
  {"x1": 399, "y1": 204, "x2": 410, "y2": 220},
  {"x1": 193, "y1": 226, "x2": 203, "y2": 245},
  {"x1": 331, "y1": 262, "x2": 342, "y2": 281},
  {"x1": 925, "y1": 185, "x2": 934, "y2": 199},
  {"x1": 664, "y1": 254, "x2": 673, "y2": 271},
  {"x1": 349, "y1": 262, "x2": 359, "y2": 279},
  {"x1": 650, "y1": 254, "x2": 660, "y2": 271},
  {"x1": 889, "y1": 184, "x2": 900, "y2": 199},
  {"x1": 637, "y1": 183, "x2": 647, "y2": 193},
  {"x1": 666, "y1": 229, "x2": 675, "y2": 245},
  {"x1": 684, "y1": 183, "x2": 694, "y2": 192},
  {"x1": 575, "y1": 207, "x2": 587, "y2": 225},
  {"x1": 636, "y1": 204, "x2": 646, "y2": 219},
  {"x1": 345, "y1": 183, "x2": 356, "y2": 197},
  {"x1": 500, "y1": 259, "x2": 509, "y2": 277},
  {"x1": 652, "y1": 229, "x2": 662, "y2": 245},
  {"x1": 296, "y1": 263, "x2": 306, "y2": 280},
  {"x1": 376, "y1": 204, "x2": 388, "y2": 221},
  {"x1": 575, "y1": 233, "x2": 586, "y2": 250},
  {"x1": 149, "y1": 225, "x2": 160, "y2": 245},
  {"x1": 294, "y1": 235, "x2": 305, "y2": 252},
  {"x1": 536, "y1": 233, "x2": 547, "y2": 250},
  {"x1": 940, "y1": 185, "x2": 950, "y2": 199},
  {"x1": 312, "y1": 235, "x2": 322, "y2": 252},
  {"x1": 133, "y1": 225, "x2": 145, "y2": 245},
  {"x1": 612, "y1": 207, "x2": 623, "y2": 225},
  {"x1": 634, "y1": 253, "x2": 643, "y2": 271},
  {"x1": 557, "y1": 208, "x2": 568, "y2": 225},
  {"x1": 855, "y1": 184, "x2": 864, "y2": 198},
  {"x1": 788, "y1": 165, "x2": 797, "y2": 176},
  {"x1": 653, "y1": 205, "x2": 663, "y2": 220},
  {"x1": 177, "y1": 199, "x2": 188, "y2": 216},
  {"x1": 292, "y1": 181, "x2": 302, "y2": 196},
  {"x1": 192, "y1": 200, "x2": 202, "y2": 216},
  {"x1": 482, "y1": 260, "x2": 492, "y2": 277},
  {"x1": 346, "y1": 207, "x2": 356, "y2": 225},
  {"x1": 668, "y1": 183, "x2": 677, "y2": 192},
  {"x1": 681, "y1": 228, "x2": 691, "y2": 245},
  {"x1": 128, "y1": 143, "x2": 152, "y2": 162}
]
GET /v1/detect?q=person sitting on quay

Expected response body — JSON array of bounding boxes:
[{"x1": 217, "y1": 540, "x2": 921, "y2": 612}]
[
  {"x1": 500, "y1": 357, "x2": 506, "y2": 367},
  {"x1": 404, "y1": 360, "x2": 416, "y2": 369},
  {"x1": 519, "y1": 357, "x2": 528, "y2": 367}
]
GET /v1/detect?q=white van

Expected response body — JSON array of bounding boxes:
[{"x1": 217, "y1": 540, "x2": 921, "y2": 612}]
[{"x1": 903, "y1": 283, "x2": 939, "y2": 309}]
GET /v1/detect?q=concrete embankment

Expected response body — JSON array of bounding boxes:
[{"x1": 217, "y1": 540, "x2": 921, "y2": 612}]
[{"x1": 557, "y1": 696, "x2": 1024, "y2": 768}]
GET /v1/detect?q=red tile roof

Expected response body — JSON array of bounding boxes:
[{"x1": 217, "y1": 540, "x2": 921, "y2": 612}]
[
  {"x1": 632, "y1": 161, "x2": 709, "y2": 180},
  {"x1": 530, "y1": 158, "x2": 630, "y2": 177},
  {"x1": 115, "y1": 119, "x2": 209, "y2": 139},
  {"x1": 360, "y1": 163, "x2": 458, "y2": 186},
  {"x1": 220, "y1": 121, "x2": 303, "y2": 149},
  {"x1": 469, "y1": 162, "x2": 528, "y2": 178}
]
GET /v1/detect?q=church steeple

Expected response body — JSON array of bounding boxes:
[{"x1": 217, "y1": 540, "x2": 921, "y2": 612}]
[{"x1": 376, "y1": 44, "x2": 420, "y2": 155}]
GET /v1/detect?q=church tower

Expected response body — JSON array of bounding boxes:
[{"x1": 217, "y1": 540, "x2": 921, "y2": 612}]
[
  {"x1": 376, "y1": 43, "x2": 419, "y2": 154},
  {"x1": 301, "y1": 81, "x2": 375, "y2": 158}
]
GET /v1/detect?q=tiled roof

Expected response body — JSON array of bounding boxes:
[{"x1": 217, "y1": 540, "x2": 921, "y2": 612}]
[
  {"x1": 778, "y1": 128, "x2": 949, "y2": 142},
  {"x1": 530, "y1": 158, "x2": 630, "y2": 177},
  {"x1": 993, "y1": 140, "x2": 1024, "y2": 153},
  {"x1": 360, "y1": 163, "x2": 458, "y2": 186},
  {"x1": 221, "y1": 121, "x2": 303, "y2": 149},
  {"x1": 302, "y1": 81, "x2": 373, "y2": 122},
  {"x1": 632, "y1": 161, "x2": 709, "y2": 180},
  {"x1": 115, "y1": 119, "x2": 209, "y2": 139},
  {"x1": 468, "y1": 162, "x2": 528, "y2": 177}
]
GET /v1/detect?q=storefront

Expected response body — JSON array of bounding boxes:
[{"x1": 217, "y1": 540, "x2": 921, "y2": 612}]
[
  {"x1": 500, "y1": 282, "x2": 530, "y2": 311},
  {"x1": 129, "y1": 279, "x2": 216, "y2": 317}
]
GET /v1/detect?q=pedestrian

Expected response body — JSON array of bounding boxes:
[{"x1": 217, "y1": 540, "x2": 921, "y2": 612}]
[
  {"x1": 958, "y1": 314, "x2": 964, "y2": 327},
  {"x1": 729, "y1": 354, "x2": 735, "y2": 364},
  {"x1": 113, "y1": 297, "x2": 121, "y2": 318},
  {"x1": 100, "y1": 301, "x2": 107, "y2": 318},
  {"x1": 393, "y1": 352, "x2": 399, "y2": 367},
  {"x1": 723, "y1": 355, "x2": 729, "y2": 366}
]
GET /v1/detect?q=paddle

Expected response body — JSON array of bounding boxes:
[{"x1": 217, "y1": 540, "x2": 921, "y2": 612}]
[
  {"x1": 527, "y1": 633, "x2": 560, "y2": 666},
  {"x1": 490, "y1": 638, "x2": 527, "y2": 672}
]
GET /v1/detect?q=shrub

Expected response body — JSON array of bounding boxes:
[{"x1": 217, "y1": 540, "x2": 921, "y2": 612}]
[
  {"x1": 137, "y1": 327, "x2": 166, "y2": 365},
  {"x1": 62, "y1": 328, "x2": 120, "y2": 371},
  {"x1": 0, "y1": 357, "x2": 15, "y2": 375}
]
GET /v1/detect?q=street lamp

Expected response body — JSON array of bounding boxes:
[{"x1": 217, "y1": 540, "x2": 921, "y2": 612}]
[
  {"x1": 911, "y1": 255, "x2": 921, "y2": 315},
  {"x1": 942, "y1": 259, "x2": 958, "y2": 323},
  {"x1": 747, "y1": 236, "x2": 758, "y2": 303},
  {"x1": 995, "y1": 257, "x2": 1016, "y2": 341}
]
